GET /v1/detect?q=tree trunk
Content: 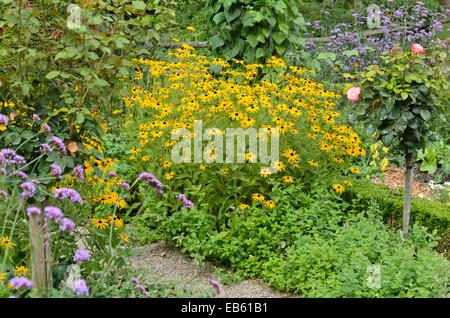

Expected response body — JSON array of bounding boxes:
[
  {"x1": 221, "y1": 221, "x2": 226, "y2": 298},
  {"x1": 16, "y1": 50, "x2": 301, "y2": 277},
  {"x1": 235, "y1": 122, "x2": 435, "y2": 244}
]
[
  {"x1": 402, "y1": 151, "x2": 414, "y2": 238},
  {"x1": 29, "y1": 208, "x2": 52, "y2": 294}
]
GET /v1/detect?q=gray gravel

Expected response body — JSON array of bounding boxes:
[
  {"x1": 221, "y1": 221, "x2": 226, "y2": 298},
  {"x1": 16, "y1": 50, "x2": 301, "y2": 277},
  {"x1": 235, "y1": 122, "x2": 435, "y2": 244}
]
[{"x1": 129, "y1": 241, "x2": 290, "y2": 298}]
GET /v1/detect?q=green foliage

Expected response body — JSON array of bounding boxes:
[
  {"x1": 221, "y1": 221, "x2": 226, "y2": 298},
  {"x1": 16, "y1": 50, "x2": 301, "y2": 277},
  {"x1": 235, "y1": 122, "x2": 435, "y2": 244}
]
[
  {"x1": 0, "y1": 0, "x2": 175, "y2": 140},
  {"x1": 354, "y1": 47, "x2": 449, "y2": 153},
  {"x1": 417, "y1": 140, "x2": 450, "y2": 178},
  {"x1": 265, "y1": 213, "x2": 449, "y2": 297},
  {"x1": 206, "y1": 0, "x2": 305, "y2": 61},
  {"x1": 344, "y1": 179, "x2": 450, "y2": 254},
  {"x1": 137, "y1": 183, "x2": 450, "y2": 297}
]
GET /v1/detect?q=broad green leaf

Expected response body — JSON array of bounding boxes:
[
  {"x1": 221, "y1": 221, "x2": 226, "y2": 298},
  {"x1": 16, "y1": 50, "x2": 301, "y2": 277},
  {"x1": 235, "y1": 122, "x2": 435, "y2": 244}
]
[
  {"x1": 210, "y1": 35, "x2": 225, "y2": 49},
  {"x1": 271, "y1": 31, "x2": 285, "y2": 45},
  {"x1": 132, "y1": 1, "x2": 146, "y2": 10},
  {"x1": 246, "y1": 34, "x2": 259, "y2": 48},
  {"x1": 279, "y1": 23, "x2": 289, "y2": 35},
  {"x1": 419, "y1": 109, "x2": 431, "y2": 121},
  {"x1": 45, "y1": 71, "x2": 60, "y2": 79}
]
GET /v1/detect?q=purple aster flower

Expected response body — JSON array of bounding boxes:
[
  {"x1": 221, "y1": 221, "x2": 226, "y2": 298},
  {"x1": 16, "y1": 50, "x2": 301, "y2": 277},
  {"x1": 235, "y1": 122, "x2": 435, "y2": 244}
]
[
  {"x1": 44, "y1": 206, "x2": 63, "y2": 220},
  {"x1": 117, "y1": 181, "x2": 130, "y2": 191},
  {"x1": 0, "y1": 114, "x2": 8, "y2": 125},
  {"x1": 130, "y1": 277, "x2": 139, "y2": 284},
  {"x1": 136, "y1": 284, "x2": 148, "y2": 296},
  {"x1": 208, "y1": 278, "x2": 223, "y2": 295},
  {"x1": 26, "y1": 206, "x2": 41, "y2": 217},
  {"x1": 41, "y1": 123, "x2": 51, "y2": 133},
  {"x1": 9, "y1": 277, "x2": 33, "y2": 289},
  {"x1": 50, "y1": 163, "x2": 62, "y2": 180},
  {"x1": 11, "y1": 170, "x2": 28, "y2": 179},
  {"x1": 73, "y1": 165, "x2": 84, "y2": 182},
  {"x1": 40, "y1": 143, "x2": 53, "y2": 154},
  {"x1": 32, "y1": 114, "x2": 40, "y2": 122},
  {"x1": 73, "y1": 249, "x2": 90, "y2": 263},
  {"x1": 71, "y1": 279, "x2": 89, "y2": 296},
  {"x1": 53, "y1": 188, "x2": 83, "y2": 204},
  {"x1": 50, "y1": 136, "x2": 67, "y2": 155},
  {"x1": 59, "y1": 217, "x2": 75, "y2": 233}
]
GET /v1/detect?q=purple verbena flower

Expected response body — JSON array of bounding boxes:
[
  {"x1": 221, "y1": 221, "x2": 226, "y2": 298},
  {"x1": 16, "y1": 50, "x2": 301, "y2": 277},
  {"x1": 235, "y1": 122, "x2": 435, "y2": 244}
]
[
  {"x1": 73, "y1": 165, "x2": 84, "y2": 182},
  {"x1": 0, "y1": 114, "x2": 8, "y2": 125},
  {"x1": 73, "y1": 249, "x2": 90, "y2": 263},
  {"x1": 9, "y1": 277, "x2": 33, "y2": 289},
  {"x1": 50, "y1": 136, "x2": 66, "y2": 155},
  {"x1": 0, "y1": 149, "x2": 26, "y2": 166},
  {"x1": 20, "y1": 181, "x2": 37, "y2": 199},
  {"x1": 50, "y1": 163, "x2": 62, "y2": 180},
  {"x1": 0, "y1": 190, "x2": 7, "y2": 201},
  {"x1": 59, "y1": 217, "x2": 75, "y2": 233},
  {"x1": 208, "y1": 278, "x2": 223, "y2": 295},
  {"x1": 107, "y1": 171, "x2": 117, "y2": 177},
  {"x1": 138, "y1": 172, "x2": 164, "y2": 193},
  {"x1": 71, "y1": 279, "x2": 89, "y2": 296},
  {"x1": 26, "y1": 206, "x2": 41, "y2": 217},
  {"x1": 130, "y1": 277, "x2": 139, "y2": 284},
  {"x1": 53, "y1": 188, "x2": 83, "y2": 204},
  {"x1": 136, "y1": 284, "x2": 148, "y2": 296},
  {"x1": 176, "y1": 193, "x2": 193, "y2": 209},
  {"x1": 44, "y1": 206, "x2": 63, "y2": 220},
  {"x1": 40, "y1": 143, "x2": 53, "y2": 154},
  {"x1": 117, "y1": 181, "x2": 130, "y2": 191},
  {"x1": 11, "y1": 171, "x2": 28, "y2": 179},
  {"x1": 41, "y1": 123, "x2": 51, "y2": 133}
]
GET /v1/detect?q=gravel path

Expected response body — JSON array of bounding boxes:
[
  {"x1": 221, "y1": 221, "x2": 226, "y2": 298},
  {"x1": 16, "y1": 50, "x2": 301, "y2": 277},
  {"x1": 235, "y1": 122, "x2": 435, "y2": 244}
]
[{"x1": 129, "y1": 241, "x2": 289, "y2": 298}]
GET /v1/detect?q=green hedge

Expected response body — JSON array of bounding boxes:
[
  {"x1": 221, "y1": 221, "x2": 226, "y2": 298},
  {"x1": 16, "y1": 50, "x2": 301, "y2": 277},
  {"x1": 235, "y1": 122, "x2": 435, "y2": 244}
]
[{"x1": 344, "y1": 180, "x2": 450, "y2": 255}]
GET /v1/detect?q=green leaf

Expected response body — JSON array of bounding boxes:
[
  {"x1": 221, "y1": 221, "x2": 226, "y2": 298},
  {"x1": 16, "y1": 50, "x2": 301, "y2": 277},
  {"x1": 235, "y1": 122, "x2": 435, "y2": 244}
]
[
  {"x1": 132, "y1": 1, "x2": 146, "y2": 10},
  {"x1": 255, "y1": 47, "x2": 265, "y2": 59},
  {"x1": 419, "y1": 109, "x2": 431, "y2": 121},
  {"x1": 279, "y1": 23, "x2": 289, "y2": 35},
  {"x1": 246, "y1": 34, "x2": 259, "y2": 48},
  {"x1": 210, "y1": 35, "x2": 225, "y2": 49},
  {"x1": 400, "y1": 91, "x2": 408, "y2": 100},
  {"x1": 45, "y1": 71, "x2": 60, "y2": 79},
  {"x1": 212, "y1": 12, "x2": 225, "y2": 25},
  {"x1": 224, "y1": 7, "x2": 241, "y2": 22},
  {"x1": 224, "y1": 46, "x2": 240, "y2": 60},
  {"x1": 95, "y1": 79, "x2": 109, "y2": 87},
  {"x1": 55, "y1": 51, "x2": 68, "y2": 60},
  {"x1": 271, "y1": 31, "x2": 286, "y2": 45}
]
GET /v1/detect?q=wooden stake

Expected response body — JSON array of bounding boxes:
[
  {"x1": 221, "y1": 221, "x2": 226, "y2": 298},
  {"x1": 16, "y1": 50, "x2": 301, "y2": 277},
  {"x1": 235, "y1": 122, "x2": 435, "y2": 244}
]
[
  {"x1": 29, "y1": 209, "x2": 52, "y2": 294},
  {"x1": 402, "y1": 152, "x2": 414, "y2": 238}
]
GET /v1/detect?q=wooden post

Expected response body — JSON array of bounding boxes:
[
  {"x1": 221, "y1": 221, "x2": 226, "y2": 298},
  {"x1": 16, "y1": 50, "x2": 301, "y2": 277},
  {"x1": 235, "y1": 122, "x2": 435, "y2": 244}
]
[
  {"x1": 29, "y1": 209, "x2": 52, "y2": 294},
  {"x1": 402, "y1": 151, "x2": 414, "y2": 238}
]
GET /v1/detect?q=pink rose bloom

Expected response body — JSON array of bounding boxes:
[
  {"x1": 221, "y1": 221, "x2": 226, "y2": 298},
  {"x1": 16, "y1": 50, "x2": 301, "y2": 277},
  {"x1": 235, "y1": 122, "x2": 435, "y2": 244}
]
[
  {"x1": 346, "y1": 87, "x2": 361, "y2": 103},
  {"x1": 411, "y1": 43, "x2": 424, "y2": 55}
]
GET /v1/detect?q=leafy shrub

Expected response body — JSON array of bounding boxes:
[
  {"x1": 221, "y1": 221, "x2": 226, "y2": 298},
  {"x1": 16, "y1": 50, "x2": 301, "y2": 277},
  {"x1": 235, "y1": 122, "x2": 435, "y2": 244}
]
[
  {"x1": 344, "y1": 179, "x2": 450, "y2": 255},
  {"x1": 265, "y1": 212, "x2": 449, "y2": 297},
  {"x1": 144, "y1": 183, "x2": 450, "y2": 297},
  {"x1": 206, "y1": 0, "x2": 305, "y2": 61},
  {"x1": 0, "y1": 0, "x2": 175, "y2": 142}
]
